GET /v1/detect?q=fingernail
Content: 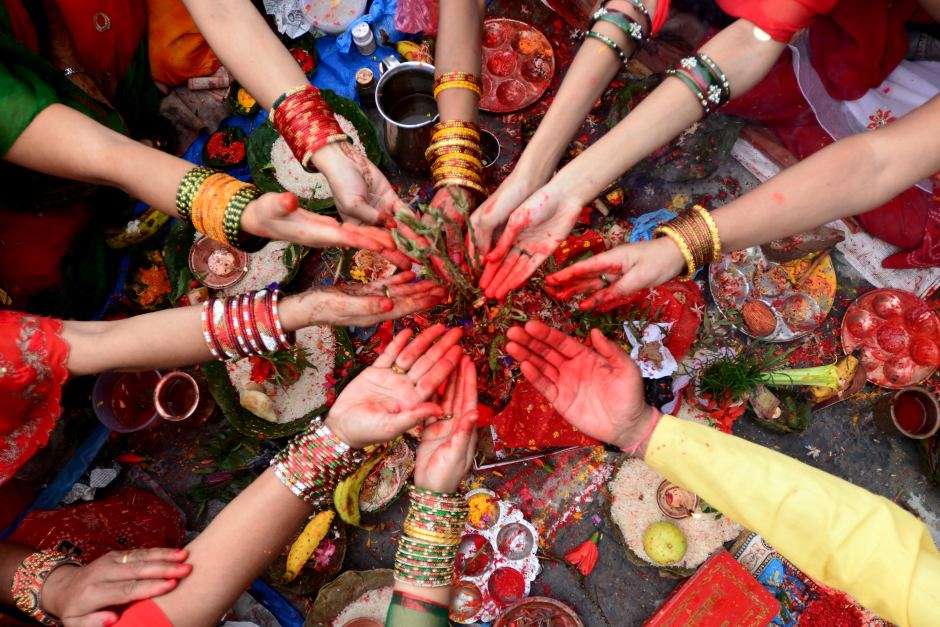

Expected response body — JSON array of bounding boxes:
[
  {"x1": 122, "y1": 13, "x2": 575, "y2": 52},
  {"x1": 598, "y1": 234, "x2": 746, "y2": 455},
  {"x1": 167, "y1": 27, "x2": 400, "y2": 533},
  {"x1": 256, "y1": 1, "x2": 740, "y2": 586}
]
[{"x1": 103, "y1": 619, "x2": 116, "y2": 627}]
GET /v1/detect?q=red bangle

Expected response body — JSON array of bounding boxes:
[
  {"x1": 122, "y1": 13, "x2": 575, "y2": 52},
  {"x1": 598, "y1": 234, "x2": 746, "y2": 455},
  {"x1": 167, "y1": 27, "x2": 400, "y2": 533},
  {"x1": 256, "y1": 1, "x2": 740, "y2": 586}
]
[
  {"x1": 245, "y1": 292, "x2": 269, "y2": 353},
  {"x1": 253, "y1": 290, "x2": 279, "y2": 352},
  {"x1": 222, "y1": 297, "x2": 247, "y2": 359},
  {"x1": 270, "y1": 290, "x2": 293, "y2": 349},
  {"x1": 202, "y1": 299, "x2": 224, "y2": 360},
  {"x1": 212, "y1": 298, "x2": 239, "y2": 360}
]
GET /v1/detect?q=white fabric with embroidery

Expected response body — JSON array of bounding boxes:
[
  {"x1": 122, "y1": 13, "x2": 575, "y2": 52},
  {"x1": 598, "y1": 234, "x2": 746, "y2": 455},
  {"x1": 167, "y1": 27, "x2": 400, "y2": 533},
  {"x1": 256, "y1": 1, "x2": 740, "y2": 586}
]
[{"x1": 790, "y1": 32, "x2": 940, "y2": 193}]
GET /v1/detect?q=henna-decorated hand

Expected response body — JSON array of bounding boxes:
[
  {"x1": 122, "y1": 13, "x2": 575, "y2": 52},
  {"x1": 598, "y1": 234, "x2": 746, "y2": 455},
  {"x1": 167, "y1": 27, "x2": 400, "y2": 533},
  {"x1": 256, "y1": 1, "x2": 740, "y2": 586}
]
[
  {"x1": 240, "y1": 190, "x2": 408, "y2": 268},
  {"x1": 313, "y1": 142, "x2": 407, "y2": 227},
  {"x1": 284, "y1": 272, "x2": 446, "y2": 329},
  {"x1": 504, "y1": 321, "x2": 657, "y2": 453},
  {"x1": 414, "y1": 355, "x2": 479, "y2": 494},
  {"x1": 325, "y1": 324, "x2": 464, "y2": 448},
  {"x1": 478, "y1": 185, "x2": 582, "y2": 301},
  {"x1": 544, "y1": 238, "x2": 686, "y2": 311},
  {"x1": 42, "y1": 548, "x2": 191, "y2": 627}
]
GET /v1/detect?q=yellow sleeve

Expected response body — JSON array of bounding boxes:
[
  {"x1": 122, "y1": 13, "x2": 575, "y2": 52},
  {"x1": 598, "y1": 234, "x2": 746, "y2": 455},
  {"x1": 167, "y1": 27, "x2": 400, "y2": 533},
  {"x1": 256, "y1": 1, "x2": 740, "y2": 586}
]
[{"x1": 644, "y1": 414, "x2": 940, "y2": 627}]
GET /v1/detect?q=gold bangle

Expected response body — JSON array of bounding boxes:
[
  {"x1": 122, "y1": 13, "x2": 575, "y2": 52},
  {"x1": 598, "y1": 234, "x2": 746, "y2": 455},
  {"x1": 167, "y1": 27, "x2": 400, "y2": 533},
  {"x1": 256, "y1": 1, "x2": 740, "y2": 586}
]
[
  {"x1": 434, "y1": 177, "x2": 486, "y2": 195},
  {"x1": 433, "y1": 80, "x2": 482, "y2": 98},
  {"x1": 433, "y1": 119, "x2": 480, "y2": 132},
  {"x1": 432, "y1": 127, "x2": 481, "y2": 142},
  {"x1": 425, "y1": 138, "x2": 482, "y2": 161},
  {"x1": 655, "y1": 224, "x2": 696, "y2": 279},
  {"x1": 432, "y1": 153, "x2": 484, "y2": 170},
  {"x1": 435, "y1": 71, "x2": 480, "y2": 85},
  {"x1": 671, "y1": 217, "x2": 709, "y2": 269},
  {"x1": 428, "y1": 146, "x2": 484, "y2": 163},
  {"x1": 691, "y1": 204, "x2": 722, "y2": 262},
  {"x1": 403, "y1": 524, "x2": 462, "y2": 546},
  {"x1": 432, "y1": 164, "x2": 483, "y2": 182}
]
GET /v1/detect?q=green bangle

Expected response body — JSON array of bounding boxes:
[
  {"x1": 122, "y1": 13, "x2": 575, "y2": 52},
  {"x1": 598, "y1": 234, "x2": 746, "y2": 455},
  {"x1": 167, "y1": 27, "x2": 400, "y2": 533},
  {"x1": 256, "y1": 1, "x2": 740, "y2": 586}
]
[
  {"x1": 585, "y1": 30, "x2": 630, "y2": 68},
  {"x1": 175, "y1": 167, "x2": 214, "y2": 222},
  {"x1": 696, "y1": 52, "x2": 731, "y2": 105},
  {"x1": 666, "y1": 68, "x2": 710, "y2": 112},
  {"x1": 593, "y1": 9, "x2": 645, "y2": 42},
  {"x1": 223, "y1": 185, "x2": 264, "y2": 251}
]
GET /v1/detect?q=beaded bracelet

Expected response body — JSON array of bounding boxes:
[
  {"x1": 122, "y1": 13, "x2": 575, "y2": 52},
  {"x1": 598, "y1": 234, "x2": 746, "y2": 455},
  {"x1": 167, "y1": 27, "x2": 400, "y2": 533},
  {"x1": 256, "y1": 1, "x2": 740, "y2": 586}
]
[
  {"x1": 272, "y1": 420, "x2": 365, "y2": 507},
  {"x1": 394, "y1": 486, "x2": 468, "y2": 587},
  {"x1": 585, "y1": 30, "x2": 630, "y2": 68},
  {"x1": 175, "y1": 166, "x2": 214, "y2": 221},
  {"x1": 223, "y1": 185, "x2": 264, "y2": 251},
  {"x1": 592, "y1": 7, "x2": 646, "y2": 42},
  {"x1": 202, "y1": 290, "x2": 292, "y2": 361},
  {"x1": 12, "y1": 551, "x2": 82, "y2": 626}
]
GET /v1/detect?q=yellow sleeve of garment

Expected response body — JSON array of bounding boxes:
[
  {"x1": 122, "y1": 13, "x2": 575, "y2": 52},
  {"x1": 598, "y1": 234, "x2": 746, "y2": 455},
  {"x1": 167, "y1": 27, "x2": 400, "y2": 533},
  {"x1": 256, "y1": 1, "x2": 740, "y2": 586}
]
[{"x1": 645, "y1": 414, "x2": 940, "y2": 627}]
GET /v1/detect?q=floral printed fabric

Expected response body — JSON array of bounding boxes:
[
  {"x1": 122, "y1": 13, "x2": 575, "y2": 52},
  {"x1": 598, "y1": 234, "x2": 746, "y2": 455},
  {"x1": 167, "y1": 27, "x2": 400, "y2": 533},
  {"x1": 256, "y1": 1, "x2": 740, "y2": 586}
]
[{"x1": 0, "y1": 311, "x2": 69, "y2": 485}]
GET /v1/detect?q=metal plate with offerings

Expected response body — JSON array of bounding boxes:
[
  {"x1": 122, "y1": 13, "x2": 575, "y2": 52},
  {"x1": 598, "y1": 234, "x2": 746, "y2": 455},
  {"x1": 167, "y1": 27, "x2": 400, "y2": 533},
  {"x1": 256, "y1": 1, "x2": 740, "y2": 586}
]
[
  {"x1": 709, "y1": 247, "x2": 836, "y2": 342},
  {"x1": 480, "y1": 19, "x2": 555, "y2": 113}
]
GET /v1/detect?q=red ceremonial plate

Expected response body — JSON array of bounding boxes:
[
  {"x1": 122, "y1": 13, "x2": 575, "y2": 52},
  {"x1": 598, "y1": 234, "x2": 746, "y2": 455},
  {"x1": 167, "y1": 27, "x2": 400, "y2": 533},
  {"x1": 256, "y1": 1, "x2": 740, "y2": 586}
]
[
  {"x1": 480, "y1": 19, "x2": 555, "y2": 113},
  {"x1": 841, "y1": 288, "x2": 940, "y2": 389}
]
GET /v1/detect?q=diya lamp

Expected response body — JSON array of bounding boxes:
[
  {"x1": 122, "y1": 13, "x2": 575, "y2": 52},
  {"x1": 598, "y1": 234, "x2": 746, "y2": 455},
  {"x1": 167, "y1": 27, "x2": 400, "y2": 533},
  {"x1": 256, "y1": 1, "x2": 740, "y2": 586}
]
[
  {"x1": 890, "y1": 387, "x2": 940, "y2": 439},
  {"x1": 656, "y1": 480, "x2": 699, "y2": 519},
  {"x1": 153, "y1": 371, "x2": 201, "y2": 422}
]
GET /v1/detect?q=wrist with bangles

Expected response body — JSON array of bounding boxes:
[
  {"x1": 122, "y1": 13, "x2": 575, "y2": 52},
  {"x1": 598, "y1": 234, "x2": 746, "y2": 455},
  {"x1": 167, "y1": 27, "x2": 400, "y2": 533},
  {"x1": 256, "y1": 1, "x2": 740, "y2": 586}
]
[
  {"x1": 429, "y1": 72, "x2": 485, "y2": 196},
  {"x1": 201, "y1": 289, "x2": 295, "y2": 361},
  {"x1": 271, "y1": 84, "x2": 349, "y2": 171},
  {"x1": 394, "y1": 485, "x2": 468, "y2": 587},
  {"x1": 175, "y1": 166, "x2": 266, "y2": 252},
  {"x1": 653, "y1": 204, "x2": 722, "y2": 279},
  {"x1": 11, "y1": 550, "x2": 83, "y2": 626},
  {"x1": 666, "y1": 53, "x2": 731, "y2": 114},
  {"x1": 272, "y1": 420, "x2": 366, "y2": 508}
]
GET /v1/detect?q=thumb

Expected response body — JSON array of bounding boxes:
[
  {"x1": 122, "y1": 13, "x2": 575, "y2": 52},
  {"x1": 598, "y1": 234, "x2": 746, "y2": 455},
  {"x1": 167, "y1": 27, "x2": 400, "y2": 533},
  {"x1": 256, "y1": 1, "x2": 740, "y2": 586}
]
[
  {"x1": 69, "y1": 611, "x2": 120, "y2": 627},
  {"x1": 273, "y1": 191, "x2": 299, "y2": 217}
]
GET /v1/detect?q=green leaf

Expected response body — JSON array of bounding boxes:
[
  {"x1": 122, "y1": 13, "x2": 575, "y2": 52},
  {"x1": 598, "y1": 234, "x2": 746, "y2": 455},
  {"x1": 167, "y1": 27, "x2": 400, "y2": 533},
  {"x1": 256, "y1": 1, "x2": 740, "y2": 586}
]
[{"x1": 163, "y1": 221, "x2": 196, "y2": 303}]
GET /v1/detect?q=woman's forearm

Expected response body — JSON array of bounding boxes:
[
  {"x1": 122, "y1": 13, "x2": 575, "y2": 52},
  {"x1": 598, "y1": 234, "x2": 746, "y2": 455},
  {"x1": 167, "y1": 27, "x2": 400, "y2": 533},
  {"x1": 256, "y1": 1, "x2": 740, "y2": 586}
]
[
  {"x1": 435, "y1": 1, "x2": 484, "y2": 123},
  {"x1": 181, "y1": 0, "x2": 308, "y2": 109},
  {"x1": 713, "y1": 94, "x2": 940, "y2": 252},
  {"x1": 554, "y1": 19, "x2": 786, "y2": 204},
  {"x1": 62, "y1": 294, "x2": 312, "y2": 376},
  {"x1": 515, "y1": 0, "x2": 654, "y2": 182},
  {"x1": 153, "y1": 469, "x2": 311, "y2": 627}
]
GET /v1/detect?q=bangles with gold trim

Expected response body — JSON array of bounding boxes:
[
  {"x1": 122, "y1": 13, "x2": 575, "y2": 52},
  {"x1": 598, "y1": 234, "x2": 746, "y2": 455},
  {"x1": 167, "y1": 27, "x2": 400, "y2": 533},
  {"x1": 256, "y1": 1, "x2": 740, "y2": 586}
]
[
  {"x1": 666, "y1": 53, "x2": 731, "y2": 114},
  {"x1": 433, "y1": 71, "x2": 482, "y2": 98},
  {"x1": 653, "y1": 204, "x2": 723, "y2": 279},
  {"x1": 176, "y1": 167, "x2": 266, "y2": 252},
  {"x1": 394, "y1": 486, "x2": 468, "y2": 587},
  {"x1": 271, "y1": 84, "x2": 348, "y2": 170},
  {"x1": 12, "y1": 551, "x2": 82, "y2": 626},
  {"x1": 426, "y1": 120, "x2": 485, "y2": 195}
]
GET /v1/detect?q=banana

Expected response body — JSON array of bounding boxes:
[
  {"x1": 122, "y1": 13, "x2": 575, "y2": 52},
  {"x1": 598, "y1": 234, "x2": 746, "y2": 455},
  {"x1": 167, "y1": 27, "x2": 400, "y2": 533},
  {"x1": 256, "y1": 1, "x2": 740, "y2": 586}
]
[{"x1": 284, "y1": 510, "x2": 334, "y2": 582}]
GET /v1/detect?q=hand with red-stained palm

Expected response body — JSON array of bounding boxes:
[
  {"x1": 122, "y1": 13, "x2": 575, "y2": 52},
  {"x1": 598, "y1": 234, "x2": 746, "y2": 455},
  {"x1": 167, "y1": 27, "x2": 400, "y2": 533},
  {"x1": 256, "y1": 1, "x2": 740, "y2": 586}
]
[
  {"x1": 241, "y1": 190, "x2": 408, "y2": 267},
  {"x1": 544, "y1": 238, "x2": 686, "y2": 311},
  {"x1": 414, "y1": 355, "x2": 480, "y2": 494},
  {"x1": 468, "y1": 173, "x2": 539, "y2": 261},
  {"x1": 325, "y1": 324, "x2": 465, "y2": 449},
  {"x1": 478, "y1": 185, "x2": 583, "y2": 301},
  {"x1": 504, "y1": 321, "x2": 655, "y2": 451}
]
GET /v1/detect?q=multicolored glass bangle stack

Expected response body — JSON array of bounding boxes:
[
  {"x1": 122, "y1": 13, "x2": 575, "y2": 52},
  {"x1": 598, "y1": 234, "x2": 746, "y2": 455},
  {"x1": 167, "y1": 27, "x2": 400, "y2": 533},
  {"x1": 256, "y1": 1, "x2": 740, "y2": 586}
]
[
  {"x1": 272, "y1": 420, "x2": 365, "y2": 508},
  {"x1": 425, "y1": 120, "x2": 485, "y2": 195},
  {"x1": 654, "y1": 204, "x2": 722, "y2": 279},
  {"x1": 201, "y1": 289, "x2": 294, "y2": 361},
  {"x1": 271, "y1": 84, "x2": 348, "y2": 171},
  {"x1": 666, "y1": 53, "x2": 731, "y2": 114},
  {"x1": 586, "y1": 0, "x2": 651, "y2": 68},
  {"x1": 12, "y1": 550, "x2": 82, "y2": 626},
  {"x1": 175, "y1": 166, "x2": 265, "y2": 252},
  {"x1": 395, "y1": 486, "x2": 468, "y2": 587}
]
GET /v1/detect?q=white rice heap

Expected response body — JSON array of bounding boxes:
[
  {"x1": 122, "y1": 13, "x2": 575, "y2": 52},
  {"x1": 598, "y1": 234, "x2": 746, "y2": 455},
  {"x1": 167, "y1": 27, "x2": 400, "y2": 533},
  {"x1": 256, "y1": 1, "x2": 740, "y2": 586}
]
[
  {"x1": 608, "y1": 458, "x2": 741, "y2": 570},
  {"x1": 227, "y1": 325, "x2": 335, "y2": 423},
  {"x1": 271, "y1": 113, "x2": 364, "y2": 200},
  {"x1": 221, "y1": 240, "x2": 291, "y2": 296},
  {"x1": 333, "y1": 586, "x2": 393, "y2": 626}
]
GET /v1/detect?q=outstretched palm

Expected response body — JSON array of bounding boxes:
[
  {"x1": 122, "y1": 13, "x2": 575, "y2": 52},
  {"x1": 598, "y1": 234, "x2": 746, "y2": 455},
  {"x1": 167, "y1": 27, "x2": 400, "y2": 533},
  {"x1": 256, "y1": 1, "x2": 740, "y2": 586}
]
[
  {"x1": 504, "y1": 321, "x2": 649, "y2": 448},
  {"x1": 479, "y1": 188, "x2": 582, "y2": 301},
  {"x1": 326, "y1": 324, "x2": 464, "y2": 448}
]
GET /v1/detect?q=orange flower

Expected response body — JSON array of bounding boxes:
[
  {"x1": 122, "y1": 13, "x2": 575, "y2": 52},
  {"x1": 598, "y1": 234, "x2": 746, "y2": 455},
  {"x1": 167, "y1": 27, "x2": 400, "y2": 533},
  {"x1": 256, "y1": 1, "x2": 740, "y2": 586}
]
[{"x1": 564, "y1": 531, "x2": 601, "y2": 576}]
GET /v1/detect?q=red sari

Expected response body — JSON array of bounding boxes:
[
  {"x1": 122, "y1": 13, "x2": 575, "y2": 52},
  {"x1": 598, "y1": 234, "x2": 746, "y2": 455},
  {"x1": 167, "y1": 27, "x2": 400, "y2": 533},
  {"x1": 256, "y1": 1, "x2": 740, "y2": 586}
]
[{"x1": 0, "y1": 311, "x2": 69, "y2": 485}]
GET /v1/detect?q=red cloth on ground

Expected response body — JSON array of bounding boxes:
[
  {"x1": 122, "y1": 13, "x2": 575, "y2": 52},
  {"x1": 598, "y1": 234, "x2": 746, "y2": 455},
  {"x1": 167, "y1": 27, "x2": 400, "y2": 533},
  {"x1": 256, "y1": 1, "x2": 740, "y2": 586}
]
[
  {"x1": 0, "y1": 311, "x2": 69, "y2": 485},
  {"x1": 486, "y1": 379, "x2": 598, "y2": 450},
  {"x1": 8, "y1": 487, "x2": 185, "y2": 561},
  {"x1": 611, "y1": 279, "x2": 704, "y2": 361},
  {"x1": 113, "y1": 600, "x2": 173, "y2": 627},
  {"x1": 719, "y1": 3, "x2": 938, "y2": 268}
]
